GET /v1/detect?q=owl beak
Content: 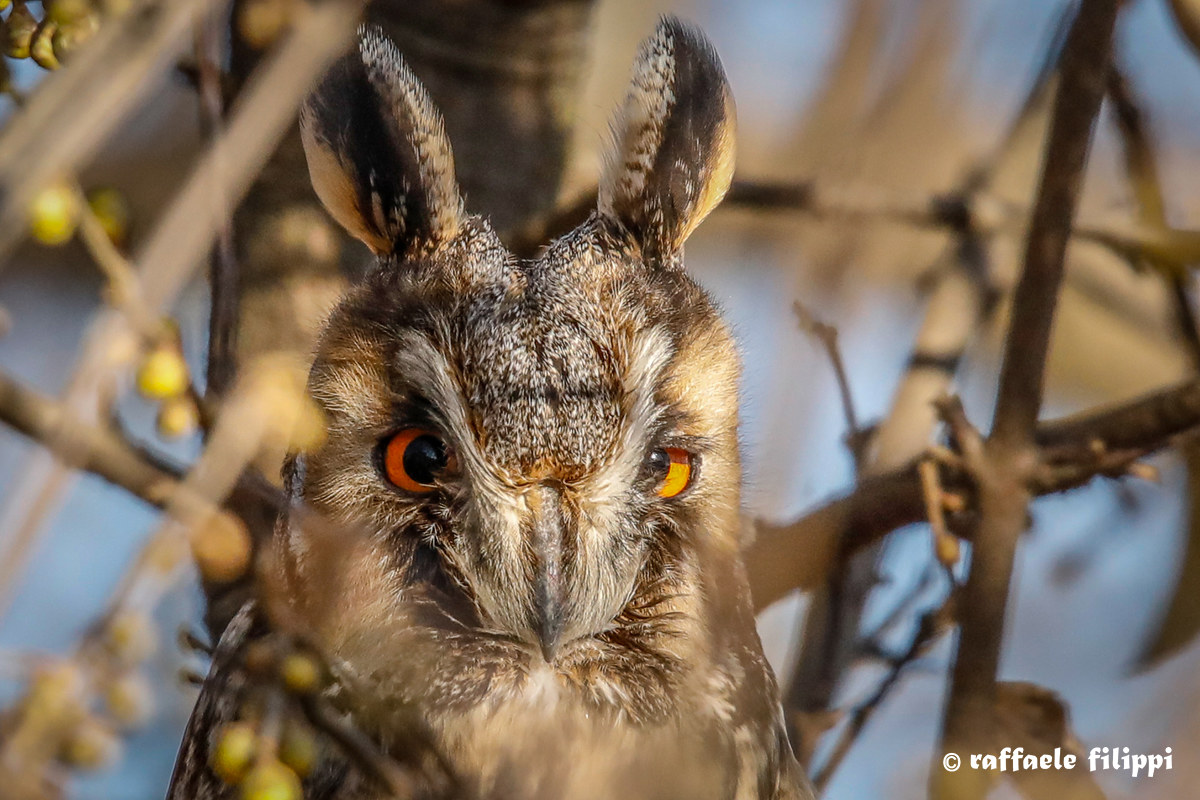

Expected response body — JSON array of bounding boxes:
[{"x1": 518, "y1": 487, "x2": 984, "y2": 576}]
[
  {"x1": 536, "y1": 585, "x2": 565, "y2": 663},
  {"x1": 528, "y1": 485, "x2": 567, "y2": 662}
]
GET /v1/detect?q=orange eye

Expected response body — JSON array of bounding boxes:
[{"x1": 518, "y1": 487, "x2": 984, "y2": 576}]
[
  {"x1": 649, "y1": 447, "x2": 693, "y2": 498},
  {"x1": 382, "y1": 428, "x2": 454, "y2": 493}
]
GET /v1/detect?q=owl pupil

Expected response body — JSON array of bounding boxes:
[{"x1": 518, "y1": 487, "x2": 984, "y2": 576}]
[
  {"x1": 648, "y1": 448, "x2": 671, "y2": 475},
  {"x1": 404, "y1": 434, "x2": 447, "y2": 485}
]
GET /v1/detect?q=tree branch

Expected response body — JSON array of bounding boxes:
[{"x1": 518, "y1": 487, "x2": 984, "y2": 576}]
[
  {"x1": 196, "y1": 10, "x2": 240, "y2": 400},
  {"x1": 748, "y1": 377, "x2": 1200, "y2": 612},
  {"x1": 933, "y1": 3, "x2": 1120, "y2": 797},
  {"x1": 0, "y1": 369, "x2": 179, "y2": 508},
  {"x1": 0, "y1": 0, "x2": 224, "y2": 269}
]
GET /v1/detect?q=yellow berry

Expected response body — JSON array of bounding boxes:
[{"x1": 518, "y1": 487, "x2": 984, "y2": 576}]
[
  {"x1": 279, "y1": 653, "x2": 320, "y2": 695},
  {"x1": 4, "y1": 4, "x2": 37, "y2": 59},
  {"x1": 47, "y1": 0, "x2": 92, "y2": 24},
  {"x1": 25, "y1": 662, "x2": 86, "y2": 720},
  {"x1": 240, "y1": 759, "x2": 302, "y2": 800},
  {"x1": 28, "y1": 181, "x2": 79, "y2": 245},
  {"x1": 85, "y1": 186, "x2": 130, "y2": 247},
  {"x1": 136, "y1": 346, "x2": 189, "y2": 400},
  {"x1": 52, "y1": 13, "x2": 99, "y2": 62},
  {"x1": 0, "y1": 0, "x2": 11, "y2": 13},
  {"x1": 279, "y1": 722, "x2": 318, "y2": 777},
  {"x1": 191, "y1": 512, "x2": 252, "y2": 584},
  {"x1": 156, "y1": 395, "x2": 199, "y2": 439},
  {"x1": 104, "y1": 611, "x2": 157, "y2": 667},
  {"x1": 30, "y1": 19, "x2": 59, "y2": 69},
  {"x1": 104, "y1": 672, "x2": 155, "y2": 729},
  {"x1": 212, "y1": 722, "x2": 258, "y2": 784},
  {"x1": 61, "y1": 716, "x2": 122, "y2": 770},
  {"x1": 237, "y1": 0, "x2": 291, "y2": 50}
]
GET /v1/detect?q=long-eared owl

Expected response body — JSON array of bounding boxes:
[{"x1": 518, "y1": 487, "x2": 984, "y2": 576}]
[{"x1": 168, "y1": 16, "x2": 815, "y2": 800}]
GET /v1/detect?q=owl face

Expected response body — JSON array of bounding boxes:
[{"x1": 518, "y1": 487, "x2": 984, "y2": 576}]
[{"x1": 291, "y1": 20, "x2": 741, "y2": 672}]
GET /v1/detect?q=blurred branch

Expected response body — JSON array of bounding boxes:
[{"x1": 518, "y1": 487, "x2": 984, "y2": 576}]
[
  {"x1": 513, "y1": 174, "x2": 1200, "y2": 284},
  {"x1": 298, "y1": 695, "x2": 423, "y2": 797},
  {"x1": 933, "y1": 3, "x2": 1120, "y2": 798},
  {"x1": 748, "y1": 376, "x2": 1200, "y2": 611},
  {"x1": 811, "y1": 591, "x2": 955, "y2": 792},
  {"x1": 195, "y1": 11, "x2": 240, "y2": 400},
  {"x1": 132, "y1": 0, "x2": 364, "y2": 314},
  {"x1": 1107, "y1": 61, "x2": 1200, "y2": 370},
  {"x1": 780, "y1": 7, "x2": 1064, "y2": 754},
  {"x1": 0, "y1": 0, "x2": 224, "y2": 269},
  {"x1": 0, "y1": 369, "x2": 180, "y2": 508}
]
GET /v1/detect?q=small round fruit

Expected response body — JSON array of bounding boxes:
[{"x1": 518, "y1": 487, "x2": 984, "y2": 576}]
[
  {"x1": 240, "y1": 759, "x2": 302, "y2": 800},
  {"x1": 211, "y1": 722, "x2": 257, "y2": 785},
  {"x1": 28, "y1": 182, "x2": 79, "y2": 245},
  {"x1": 191, "y1": 512, "x2": 252, "y2": 584},
  {"x1": 279, "y1": 722, "x2": 318, "y2": 777},
  {"x1": 30, "y1": 20, "x2": 60, "y2": 70},
  {"x1": 237, "y1": 0, "x2": 290, "y2": 50},
  {"x1": 279, "y1": 653, "x2": 320, "y2": 695},
  {"x1": 85, "y1": 186, "x2": 130, "y2": 247},
  {"x1": 25, "y1": 662, "x2": 85, "y2": 719},
  {"x1": 47, "y1": 0, "x2": 92, "y2": 24},
  {"x1": 52, "y1": 16, "x2": 100, "y2": 62},
  {"x1": 156, "y1": 396, "x2": 199, "y2": 439},
  {"x1": 136, "y1": 346, "x2": 189, "y2": 400},
  {"x1": 4, "y1": 5, "x2": 37, "y2": 59},
  {"x1": 61, "y1": 717, "x2": 122, "y2": 770},
  {"x1": 104, "y1": 611, "x2": 157, "y2": 666},
  {"x1": 105, "y1": 671, "x2": 155, "y2": 729}
]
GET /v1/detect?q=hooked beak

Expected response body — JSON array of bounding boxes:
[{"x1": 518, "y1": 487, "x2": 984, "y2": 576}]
[{"x1": 527, "y1": 485, "x2": 567, "y2": 662}]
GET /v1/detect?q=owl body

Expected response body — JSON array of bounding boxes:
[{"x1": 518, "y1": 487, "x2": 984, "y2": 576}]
[{"x1": 168, "y1": 18, "x2": 813, "y2": 800}]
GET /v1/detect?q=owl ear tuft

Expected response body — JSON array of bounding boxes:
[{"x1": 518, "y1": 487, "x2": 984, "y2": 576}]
[
  {"x1": 598, "y1": 16, "x2": 736, "y2": 262},
  {"x1": 300, "y1": 26, "x2": 463, "y2": 258}
]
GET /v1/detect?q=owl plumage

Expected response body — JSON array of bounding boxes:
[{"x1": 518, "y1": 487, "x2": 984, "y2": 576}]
[{"x1": 167, "y1": 17, "x2": 814, "y2": 800}]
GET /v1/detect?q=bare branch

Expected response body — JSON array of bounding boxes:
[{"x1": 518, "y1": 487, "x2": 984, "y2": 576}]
[
  {"x1": 134, "y1": 0, "x2": 364, "y2": 314},
  {"x1": 0, "y1": 369, "x2": 180, "y2": 508},
  {"x1": 934, "y1": 3, "x2": 1120, "y2": 797},
  {"x1": 748, "y1": 377, "x2": 1200, "y2": 612},
  {"x1": 793, "y1": 301, "x2": 866, "y2": 468},
  {"x1": 0, "y1": 0, "x2": 224, "y2": 268},
  {"x1": 812, "y1": 592, "x2": 955, "y2": 792},
  {"x1": 1107, "y1": 60, "x2": 1200, "y2": 370},
  {"x1": 195, "y1": 10, "x2": 240, "y2": 400}
]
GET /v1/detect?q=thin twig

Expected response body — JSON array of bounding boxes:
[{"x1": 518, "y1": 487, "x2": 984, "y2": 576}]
[
  {"x1": 508, "y1": 170, "x2": 1200, "y2": 277},
  {"x1": 812, "y1": 593, "x2": 954, "y2": 792},
  {"x1": 0, "y1": 369, "x2": 178, "y2": 506},
  {"x1": 793, "y1": 301, "x2": 866, "y2": 468},
  {"x1": 73, "y1": 184, "x2": 165, "y2": 342},
  {"x1": 299, "y1": 696, "x2": 422, "y2": 797},
  {"x1": 1107, "y1": 60, "x2": 1200, "y2": 370}
]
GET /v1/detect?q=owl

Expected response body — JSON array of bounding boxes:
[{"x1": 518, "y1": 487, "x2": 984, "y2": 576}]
[{"x1": 168, "y1": 17, "x2": 814, "y2": 800}]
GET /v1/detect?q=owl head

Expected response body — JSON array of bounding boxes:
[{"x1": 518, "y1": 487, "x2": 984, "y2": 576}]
[{"x1": 288, "y1": 18, "x2": 742, "y2": 669}]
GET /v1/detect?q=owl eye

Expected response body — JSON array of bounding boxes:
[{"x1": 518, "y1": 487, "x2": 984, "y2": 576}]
[
  {"x1": 648, "y1": 447, "x2": 694, "y2": 498},
  {"x1": 382, "y1": 428, "x2": 456, "y2": 493}
]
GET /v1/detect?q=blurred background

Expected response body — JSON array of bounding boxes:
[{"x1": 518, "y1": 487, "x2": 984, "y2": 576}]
[{"x1": 2, "y1": 0, "x2": 1199, "y2": 797}]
